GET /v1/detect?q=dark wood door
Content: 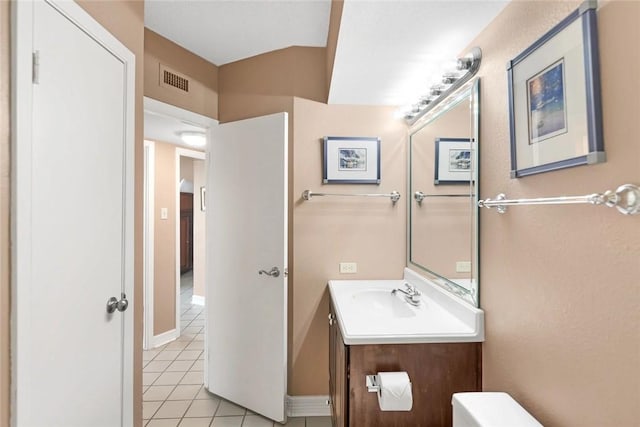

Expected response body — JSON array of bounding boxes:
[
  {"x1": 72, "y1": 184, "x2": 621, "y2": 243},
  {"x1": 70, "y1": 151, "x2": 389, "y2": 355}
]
[
  {"x1": 180, "y1": 192, "x2": 193, "y2": 273},
  {"x1": 330, "y1": 303, "x2": 348, "y2": 427}
]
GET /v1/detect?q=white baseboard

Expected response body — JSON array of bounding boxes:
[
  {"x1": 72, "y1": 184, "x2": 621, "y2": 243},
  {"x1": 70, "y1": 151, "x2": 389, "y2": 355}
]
[
  {"x1": 152, "y1": 328, "x2": 179, "y2": 348},
  {"x1": 191, "y1": 295, "x2": 205, "y2": 306},
  {"x1": 287, "y1": 395, "x2": 331, "y2": 417}
]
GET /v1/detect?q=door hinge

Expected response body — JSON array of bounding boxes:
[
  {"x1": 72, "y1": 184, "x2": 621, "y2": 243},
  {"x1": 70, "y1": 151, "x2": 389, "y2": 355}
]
[{"x1": 32, "y1": 51, "x2": 40, "y2": 84}]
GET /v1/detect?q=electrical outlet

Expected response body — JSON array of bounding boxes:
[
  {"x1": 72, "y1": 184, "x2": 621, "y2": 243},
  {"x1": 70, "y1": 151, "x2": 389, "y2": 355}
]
[
  {"x1": 456, "y1": 261, "x2": 471, "y2": 273},
  {"x1": 339, "y1": 262, "x2": 357, "y2": 274}
]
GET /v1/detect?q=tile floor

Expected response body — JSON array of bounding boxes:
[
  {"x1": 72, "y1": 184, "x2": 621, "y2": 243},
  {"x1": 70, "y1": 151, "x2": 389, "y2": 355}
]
[{"x1": 143, "y1": 271, "x2": 332, "y2": 427}]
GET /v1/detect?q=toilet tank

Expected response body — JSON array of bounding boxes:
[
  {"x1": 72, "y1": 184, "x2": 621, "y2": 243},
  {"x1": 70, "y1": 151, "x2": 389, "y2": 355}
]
[{"x1": 452, "y1": 392, "x2": 544, "y2": 427}]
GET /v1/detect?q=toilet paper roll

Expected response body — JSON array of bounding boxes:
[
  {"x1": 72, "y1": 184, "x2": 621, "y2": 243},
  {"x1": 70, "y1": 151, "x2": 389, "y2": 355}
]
[{"x1": 377, "y1": 371, "x2": 413, "y2": 411}]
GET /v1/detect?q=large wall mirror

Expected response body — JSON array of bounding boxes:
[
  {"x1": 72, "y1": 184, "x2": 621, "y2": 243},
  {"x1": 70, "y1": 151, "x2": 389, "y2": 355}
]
[{"x1": 408, "y1": 79, "x2": 480, "y2": 306}]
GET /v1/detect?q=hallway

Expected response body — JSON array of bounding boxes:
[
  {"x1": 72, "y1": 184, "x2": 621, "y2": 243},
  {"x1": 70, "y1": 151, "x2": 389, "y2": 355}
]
[{"x1": 143, "y1": 273, "x2": 330, "y2": 427}]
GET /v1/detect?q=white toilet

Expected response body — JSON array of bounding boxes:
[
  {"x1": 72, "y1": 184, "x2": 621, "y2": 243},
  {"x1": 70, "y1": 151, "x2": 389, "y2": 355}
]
[{"x1": 452, "y1": 392, "x2": 544, "y2": 427}]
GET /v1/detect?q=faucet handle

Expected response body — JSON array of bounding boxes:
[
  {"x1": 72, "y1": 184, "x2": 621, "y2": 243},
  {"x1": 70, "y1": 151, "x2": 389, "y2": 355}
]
[{"x1": 404, "y1": 283, "x2": 418, "y2": 294}]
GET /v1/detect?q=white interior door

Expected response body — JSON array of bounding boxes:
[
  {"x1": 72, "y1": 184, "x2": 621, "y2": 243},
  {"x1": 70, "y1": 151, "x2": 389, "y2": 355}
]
[
  {"x1": 206, "y1": 113, "x2": 288, "y2": 423},
  {"x1": 12, "y1": 1, "x2": 135, "y2": 426}
]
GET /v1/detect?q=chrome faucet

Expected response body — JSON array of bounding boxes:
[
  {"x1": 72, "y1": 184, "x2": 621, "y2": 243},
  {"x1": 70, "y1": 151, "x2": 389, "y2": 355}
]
[{"x1": 391, "y1": 283, "x2": 421, "y2": 306}]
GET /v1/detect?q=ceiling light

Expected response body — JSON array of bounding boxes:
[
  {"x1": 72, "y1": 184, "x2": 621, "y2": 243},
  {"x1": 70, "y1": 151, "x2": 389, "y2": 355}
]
[
  {"x1": 180, "y1": 131, "x2": 206, "y2": 147},
  {"x1": 400, "y1": 47, "x2": 483, "y2": 125}
]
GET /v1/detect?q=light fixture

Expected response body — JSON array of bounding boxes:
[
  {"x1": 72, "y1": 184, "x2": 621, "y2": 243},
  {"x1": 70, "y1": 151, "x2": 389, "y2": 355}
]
[
  {"x1": 403, "y1": 47, "x2": 482, "y2": 124},
  {"x1": 180, "y1": 131, "x2": 206, "y2": 147}
]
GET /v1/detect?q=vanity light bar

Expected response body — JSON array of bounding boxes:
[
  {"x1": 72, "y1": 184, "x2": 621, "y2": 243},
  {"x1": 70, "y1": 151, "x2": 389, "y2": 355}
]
[
  {"x1": 404, "y1": 47, "x2": 482, "y2": 126},
  {"x1": 478, "y1": 184, "x2": 640, "y2": 215}
]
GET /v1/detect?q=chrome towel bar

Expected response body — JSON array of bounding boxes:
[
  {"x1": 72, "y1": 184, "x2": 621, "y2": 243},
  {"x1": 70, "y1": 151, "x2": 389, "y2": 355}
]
[
  {"x1": 302, "y1": 190, "x2": 401, "y2": 204},
  {"x1": 414, "y1": 191, "x2": 474, "y2": 204},
  {"x1": 478, "y1": 184, "x2": 640, "y2": 215}
]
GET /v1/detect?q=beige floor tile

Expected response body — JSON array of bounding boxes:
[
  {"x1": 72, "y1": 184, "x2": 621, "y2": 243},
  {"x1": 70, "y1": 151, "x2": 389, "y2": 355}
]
[
  {"x1": 144, "y1": 350, "x2": 161, "y2": 362},
  {"x1": 143, "y1": 386, "x2": 150, "y2": 394},
  {"x1": 146, "y1": 419, "x2": 181, "y2": 427},
  {"x1": 242, "y1": 414, "x2": 274, "y2": 427},
  {"x1": 185, "y1": 398, "x2": 220, "y2": 418},
  {"x1": 305, "y1": 417, "x2": 332, "y2": 427},
  {"x1": 177, "y1": 333, "x2": 197, "y2": 342},
  {"x1": 183, "y1": 326, "x2": 202, "y2": 334},
  {"x1": 155, "y1": 350, "x2": 182, "y2": 361},
  {"x1": 190, "y1": 360, "x2": 204, "y2": 371},
  {"x1": 155, "y1": 371, "x2": 187, "y2": 386},
  {"x1": 185, "y1": 341, "x2": 204, "y2": 351},
  {"x1": 165, "y1": 341, "x2": 189, "y2": 351},
  {"x1": 281, "y1": 418, "x2": 305, "y2": 427},
  {"x1": 215, "y1": 400, "x2": 246, "y2": 417},
  {"x1": 143, "y1": 401, "x2": 163, "y2": 420},
  {"x1": 143, "y1": 385, "x2": 175, "y2": 402},
  {"x1": 178, "y1": 350, "x2": 202, "y2": 361},
  {"x1": 154, "y1": 400, "x2": 192, "y2": 419},
  {"x1": 210, "y1": 416, "x2": 243, "y2": 427},
  {"x1": 144, "y1": 360, "x2": 172, "y2": 373},
  {"x1": 195, "y1": 385, "x2": 217, "y2": 400},
  {"x1": 167, "y1": 384, "x2": 202, "y2": 401},
  {"x1": 167, "y1": 360, "x2": 196, "y2": 372},
  {"x1": 178, "y1": 418, "x2": 213, "y2": 427},
  {"x1": 194, "y1": 334, "x2": 205, "y2": 342},
  {"x1": 143, "y1": 372, "x2": 162, "y2": 386},
  {"x1": 180, "y1": 371, "x2": 204, "y2": 385}
]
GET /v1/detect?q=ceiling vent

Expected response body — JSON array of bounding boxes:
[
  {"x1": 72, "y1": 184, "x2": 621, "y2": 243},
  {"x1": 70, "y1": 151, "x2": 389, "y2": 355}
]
[{"x1": 159, "y1": 64, "x2": 189, "y2": 93}]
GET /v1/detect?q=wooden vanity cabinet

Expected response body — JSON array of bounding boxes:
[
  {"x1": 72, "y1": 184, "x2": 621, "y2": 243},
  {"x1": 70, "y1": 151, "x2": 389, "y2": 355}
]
[{"x1": 329, "y1": 303, "x2": 482, "y2": 427}]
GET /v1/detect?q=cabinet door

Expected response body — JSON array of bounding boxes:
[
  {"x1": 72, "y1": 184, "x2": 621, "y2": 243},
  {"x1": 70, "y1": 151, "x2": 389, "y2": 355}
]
[
  {"x1": 329, "y1": 304, "x2": 348, "y2": 427},
  {"x1": 348, "y1": 343, "x2": 481, "y2": 427}
]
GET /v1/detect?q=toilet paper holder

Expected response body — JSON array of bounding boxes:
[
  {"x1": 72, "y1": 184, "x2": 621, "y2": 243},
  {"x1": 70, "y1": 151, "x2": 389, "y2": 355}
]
[{"x1": 366, "y1": 375, "x2": 380, "y2": 393}]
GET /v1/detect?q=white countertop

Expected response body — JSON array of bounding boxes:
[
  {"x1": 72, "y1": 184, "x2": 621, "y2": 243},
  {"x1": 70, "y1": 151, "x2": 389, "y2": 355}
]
[{"x1": 328, "y1": 268, "x2": 484, "y2": 345}]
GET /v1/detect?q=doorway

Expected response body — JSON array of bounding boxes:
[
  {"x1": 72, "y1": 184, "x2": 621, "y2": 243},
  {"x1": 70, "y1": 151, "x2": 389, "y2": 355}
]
[{"x1": 143, "y1": 97, "x2": 215, "y2": 351}]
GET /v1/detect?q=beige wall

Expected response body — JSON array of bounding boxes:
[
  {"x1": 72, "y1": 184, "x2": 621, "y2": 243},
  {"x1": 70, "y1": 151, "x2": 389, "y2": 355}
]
[
  {"x1": 291, "y1": 98, "x2": 407, "y2": 394},
  {"x1": 218, "y1": 46, "x2": 326, "y2": 124},
  {"x1": 193, "y1": 160, "x2": 206, "y2": 298},
  {"x1": 180, "y1": 156, "x2": 194, "y2": 188},
  {"x1": 410, "y1": 99, "x2": 472, "y2": 279},
  {"x1": 144, "y1": 28, "x2": 219, "y2": 120},
  {"x1": 0, "y1": 2, "x2": 10, "y2": 426},
  {"x1": 153, "y1": 141, "x2": 177, "y2": 335},
  {"x1": 469, "y1": 1, "x2": 640, "y2": 426}
]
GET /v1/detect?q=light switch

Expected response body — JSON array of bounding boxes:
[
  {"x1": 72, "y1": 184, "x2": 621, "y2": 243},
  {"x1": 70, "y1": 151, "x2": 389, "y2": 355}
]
[{"x1": 160, "y1": 208, "x2": 168, "y2": 220}]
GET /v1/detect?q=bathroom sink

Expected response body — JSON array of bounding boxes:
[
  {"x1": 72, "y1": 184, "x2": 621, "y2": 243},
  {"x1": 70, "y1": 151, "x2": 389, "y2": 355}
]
[
  {"x1": 328, "y1": 268, "x2": 485, "y2": 345},
  {"x1": 350, "y1": 289, "x2": 416, "y2": 318}
]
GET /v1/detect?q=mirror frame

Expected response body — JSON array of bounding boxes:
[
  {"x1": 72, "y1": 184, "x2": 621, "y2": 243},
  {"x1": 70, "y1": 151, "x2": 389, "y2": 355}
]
[{"x1": 407, "y1": 78, "x2": 480, "y2": 306}]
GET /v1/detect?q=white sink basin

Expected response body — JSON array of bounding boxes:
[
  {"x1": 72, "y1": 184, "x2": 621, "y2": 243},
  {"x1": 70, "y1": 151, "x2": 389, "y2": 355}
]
[
  {"x1": 350, "y1": 289, "x2": 416, "y2": 319},
  {"x1": 328, "y1": 268, "x2": 485, "y2": 345}
]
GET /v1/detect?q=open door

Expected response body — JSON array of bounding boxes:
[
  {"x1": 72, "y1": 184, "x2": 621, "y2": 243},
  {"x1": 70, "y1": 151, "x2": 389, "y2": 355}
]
[{"x1": 206, "y1": 113, "x2": 288, "y2": 422}]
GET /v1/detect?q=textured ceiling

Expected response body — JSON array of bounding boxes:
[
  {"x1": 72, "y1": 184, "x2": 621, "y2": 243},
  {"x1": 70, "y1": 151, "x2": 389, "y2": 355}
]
[
  {"x1": 328, "y1": 0, "x2": 509, "y2": 106},
  {"x1": 145, "y1": 0, "x2": 332, "y2": 66}
]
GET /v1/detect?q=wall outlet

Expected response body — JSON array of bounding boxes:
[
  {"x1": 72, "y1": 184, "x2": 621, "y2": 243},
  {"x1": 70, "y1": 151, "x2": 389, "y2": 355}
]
[
  {"x1": 160, "y1": 208, "x2": 168, "y2": 220},
  {"x1": 339, "y1": 262, "x2": 357, "y2": 274},
  {"x1": 456, "y1": 261, "x2": 471, "y2": 273}
]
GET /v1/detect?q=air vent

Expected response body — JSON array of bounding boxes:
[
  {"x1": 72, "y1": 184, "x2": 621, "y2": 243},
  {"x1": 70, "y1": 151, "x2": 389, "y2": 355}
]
[{"x1": 159, "y1": 64, "x2": 189, "y2": 93}]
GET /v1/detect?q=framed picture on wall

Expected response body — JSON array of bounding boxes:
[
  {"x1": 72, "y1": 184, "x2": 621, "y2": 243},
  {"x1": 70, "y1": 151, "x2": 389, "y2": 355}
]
[
  {"x1": 434, "y1": 137, "x2": 473, "y2": 185},
  {"x1": 323, "y1": 136, "x2": 381, "y2": 184},
  {"x1": 507, "y1": 1, "x2": 604, "y2": 178}
]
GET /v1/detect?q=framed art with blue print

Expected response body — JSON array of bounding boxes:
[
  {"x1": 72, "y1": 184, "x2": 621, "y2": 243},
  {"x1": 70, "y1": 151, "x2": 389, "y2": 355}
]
[
  {"x1": 507, "y1": 0, "x2": 605, "y2": 178},
  {"x1": 323, "y1": 136, "x2": 381, "y2": 184}
]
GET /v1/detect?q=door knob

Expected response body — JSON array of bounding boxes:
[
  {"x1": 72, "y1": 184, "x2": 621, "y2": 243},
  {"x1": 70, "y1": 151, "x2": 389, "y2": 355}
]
[
  {"x1": 258, "y1": 267, "x2": 280, "y2": 278},
  {"x1": 106, "y1": 293, "x2": 129, "y2": 313}
]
